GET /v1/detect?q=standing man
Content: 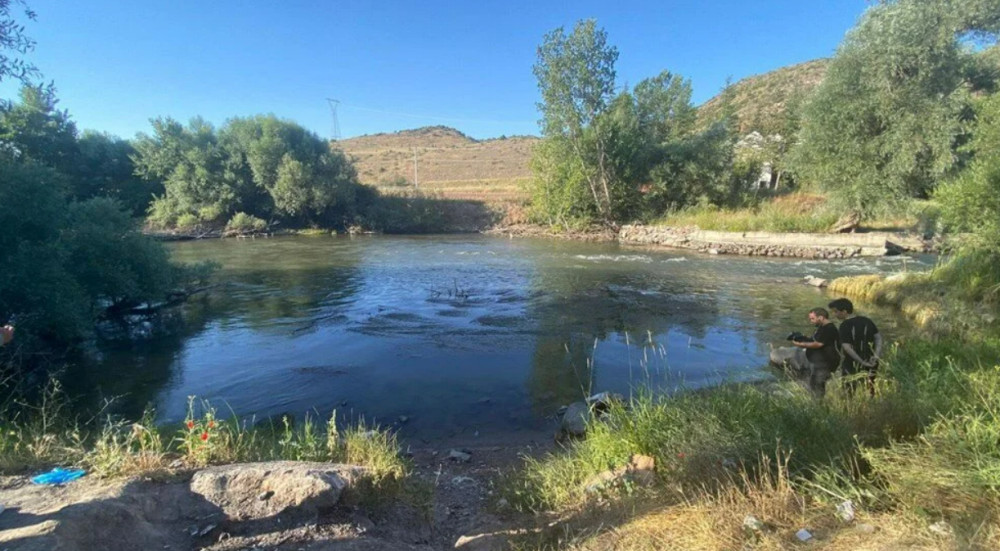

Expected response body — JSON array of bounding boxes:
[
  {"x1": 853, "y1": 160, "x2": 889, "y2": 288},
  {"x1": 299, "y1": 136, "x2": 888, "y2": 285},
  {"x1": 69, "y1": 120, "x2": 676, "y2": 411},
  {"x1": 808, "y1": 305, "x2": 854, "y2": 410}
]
[
  {"x1": 791, "y1": 308, "x2": 841, "y2": 397},
  {"x1": 829, "y1": 298, "x2": 882, "y2": 395}
]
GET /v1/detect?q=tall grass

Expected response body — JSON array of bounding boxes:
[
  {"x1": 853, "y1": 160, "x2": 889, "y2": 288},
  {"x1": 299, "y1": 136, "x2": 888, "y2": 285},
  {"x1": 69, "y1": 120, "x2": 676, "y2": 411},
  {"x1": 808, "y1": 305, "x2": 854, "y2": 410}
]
[
  {"x1": 658, "y1": 193, "x2": 839, "y2": 233},
  {"x1": 504, "y1": 333, "x2": 1000, "y2": 549},
  {"x1": 0, "y1": 394, "x2": 407, "y2": 486}
]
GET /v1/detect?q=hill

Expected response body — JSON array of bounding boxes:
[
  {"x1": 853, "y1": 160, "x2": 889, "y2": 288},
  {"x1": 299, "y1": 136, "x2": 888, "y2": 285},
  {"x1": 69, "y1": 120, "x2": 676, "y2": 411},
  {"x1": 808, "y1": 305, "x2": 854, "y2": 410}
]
[
  {"x1": 336, "y1": 126, "x2": 537, "y2": 203},
  {"x1": 335, "y1": 59, "x2": 834, "y2": 205},
  {"x1": 696, "y1": 59, "x2": 829, "y2": 135}
]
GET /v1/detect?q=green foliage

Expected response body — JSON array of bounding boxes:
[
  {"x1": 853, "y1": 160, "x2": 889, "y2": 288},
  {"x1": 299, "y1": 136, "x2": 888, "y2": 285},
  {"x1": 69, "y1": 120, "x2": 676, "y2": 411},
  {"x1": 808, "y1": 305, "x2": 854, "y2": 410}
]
[
  {"x1": 531, "y1": 21, "x2": 742, "y2": 227},
  {"x1": 0, "y1": 86, "x2": 159, "y2": 214},
  {"x1": 0, "y1": 0, "x2": 37, "y2": 84},
  {"x1": 76, "y1": 131, "x2": 160, "y2": 216},
  {"x1": 792, "y1": 0, "x2": 1000, "y2": 217},
  {"x1": 225, "y1": 212, "x2": 268, "y2": 234},
  {"x1": 937, "y1": 91, "x2": 1000, "y2": 250},
  {"x1": 136, "y1": 115, "x2": 362, "y2": 229},
  {"x1": 0, "y1": 154, "x2": 179, "y2": 349}
]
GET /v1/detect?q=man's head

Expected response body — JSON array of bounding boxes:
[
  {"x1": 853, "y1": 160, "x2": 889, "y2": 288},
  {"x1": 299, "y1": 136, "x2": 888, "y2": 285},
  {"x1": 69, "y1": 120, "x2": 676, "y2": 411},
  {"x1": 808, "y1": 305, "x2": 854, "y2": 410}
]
[
  {"x1": 808, "y1": 307, "x2": 830, "y2": 326},
  {"x1": 827, "y1": 298, "x2": 854, "y2": 320}
]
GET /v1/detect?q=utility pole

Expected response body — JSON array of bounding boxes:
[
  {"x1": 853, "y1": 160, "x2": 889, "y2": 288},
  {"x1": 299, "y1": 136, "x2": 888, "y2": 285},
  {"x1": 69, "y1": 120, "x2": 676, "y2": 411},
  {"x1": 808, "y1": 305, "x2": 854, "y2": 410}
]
[
  {"x1": 326, "y1": 98, "x2": 341, "y2": 141},
  {"x1": 412, "y1": 147, "x2": 418, "y2": 188}
]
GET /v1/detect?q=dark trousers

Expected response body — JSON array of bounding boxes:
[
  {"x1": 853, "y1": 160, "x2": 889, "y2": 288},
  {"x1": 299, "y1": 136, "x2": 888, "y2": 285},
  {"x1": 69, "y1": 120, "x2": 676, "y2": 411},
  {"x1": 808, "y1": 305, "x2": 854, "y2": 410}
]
[{"x1": 809, "y1": 363, "x2": 834, "y2": 397}]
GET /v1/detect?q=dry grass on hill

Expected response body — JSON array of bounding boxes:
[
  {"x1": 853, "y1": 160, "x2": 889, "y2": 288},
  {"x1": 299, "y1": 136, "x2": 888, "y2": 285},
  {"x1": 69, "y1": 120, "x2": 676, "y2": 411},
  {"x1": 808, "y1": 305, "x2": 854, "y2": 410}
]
[
  {"x1": 336, "y1": 126, "x2": 537, "y2": 203},
  {"x1": 697, "y1": 59, "x2": 829, "y2": 134}
]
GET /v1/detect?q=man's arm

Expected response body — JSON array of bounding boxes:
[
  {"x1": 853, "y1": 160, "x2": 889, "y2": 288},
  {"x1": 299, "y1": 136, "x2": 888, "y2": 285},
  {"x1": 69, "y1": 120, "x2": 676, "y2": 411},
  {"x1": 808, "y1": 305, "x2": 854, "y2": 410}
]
[
  {"x1": 842, "y1": 342, "x2": 867, "y2": 365},
  {"x1": 873, "y1": 333, "x2": 883, "y2": 362},
  {"x1": 793, "y1": 340, "x2": 824, "y2": 349}
]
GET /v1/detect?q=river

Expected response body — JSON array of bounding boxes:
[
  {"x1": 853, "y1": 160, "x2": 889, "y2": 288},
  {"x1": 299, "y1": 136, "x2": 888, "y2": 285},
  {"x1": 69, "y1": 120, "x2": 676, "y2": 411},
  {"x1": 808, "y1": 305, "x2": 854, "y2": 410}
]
[{"x1": 68, "y1": 235, "x2": 929, "y2": 444}]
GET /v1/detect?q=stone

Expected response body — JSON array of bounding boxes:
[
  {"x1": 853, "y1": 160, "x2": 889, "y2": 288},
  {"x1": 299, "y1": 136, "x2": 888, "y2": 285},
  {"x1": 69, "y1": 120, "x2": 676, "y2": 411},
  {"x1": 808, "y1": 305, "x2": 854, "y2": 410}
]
[
  {"x1": 583, "y1": 454, "x2": 656, "y2": 493},
  {"x1": 560, "y1": 401, "x2": 590, "y2": 437},
  {"x1": 743, "y1": 515, "x2": 764, "y2": 532},
  {"x1": 769, "y1": 346, "x2": 811, "y2": 374},
  {"x1": 836, "y1": 500, "x2": 856, "y2": 522},
  {"x1": 448, "y1": 449, "x2": 472, "y2": 463},
  {"x1": 803, "y1": 275, "x2": 829, "y2": 288},
  {"x1": 189, "y1": 461, "x2": 364, "y2": 521},
  {"x1": 929, "y1": 520, "x2": 953, "y2": 538},
  {"x1": 795, "y1": 529, "x2": 813, "y2": 541}
]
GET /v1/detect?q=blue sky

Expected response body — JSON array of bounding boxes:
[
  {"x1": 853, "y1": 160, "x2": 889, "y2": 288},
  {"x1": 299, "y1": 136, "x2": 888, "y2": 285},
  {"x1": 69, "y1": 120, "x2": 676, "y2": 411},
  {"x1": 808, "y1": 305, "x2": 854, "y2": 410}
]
[{"x1": 1, "y1": 1, "x2": 870, "y2": 140}]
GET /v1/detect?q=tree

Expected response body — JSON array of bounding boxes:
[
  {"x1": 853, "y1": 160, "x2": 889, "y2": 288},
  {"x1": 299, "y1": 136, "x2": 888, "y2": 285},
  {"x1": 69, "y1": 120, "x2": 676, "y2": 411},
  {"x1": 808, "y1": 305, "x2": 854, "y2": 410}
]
[
  {"x1": 0, "y1": 0, "x2": 36, "y2": 84},
  {"x1": 936, "y1": 91, "x2": 1000, "y2": 250},
  {"x1": 792, "y1": 0, "x2": 1000, "y2": 218},
  {"x1": 0, "y1": 84, "x2": 79, "y2": 179},
  {"x1": 76, "y1": 131, "x2": 162, "y2": 216},
  {"x1": 533, "y1": 20, "x2": 621, "y2": 227},
  {"x1": 136, "y1": 115, "x2": 361, "y2": 229}
]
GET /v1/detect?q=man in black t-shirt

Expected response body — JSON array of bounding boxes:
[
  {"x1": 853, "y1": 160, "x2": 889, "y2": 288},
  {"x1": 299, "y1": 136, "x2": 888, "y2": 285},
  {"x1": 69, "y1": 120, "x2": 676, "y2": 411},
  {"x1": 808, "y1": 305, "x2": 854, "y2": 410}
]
[
  {"x1": 791, "y1": 307, "x2": 840, "y2": 397},
  {"x1": 829, "y1": 298, "x2": 883, "y2": 395}
]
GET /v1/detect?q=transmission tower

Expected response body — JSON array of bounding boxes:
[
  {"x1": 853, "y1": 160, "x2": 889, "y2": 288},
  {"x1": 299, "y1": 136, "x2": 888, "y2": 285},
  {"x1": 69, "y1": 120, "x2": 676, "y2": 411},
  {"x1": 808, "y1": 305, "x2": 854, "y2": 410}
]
[{"x1": 326, "y1": 98, "x2": 341, "y2": 141}]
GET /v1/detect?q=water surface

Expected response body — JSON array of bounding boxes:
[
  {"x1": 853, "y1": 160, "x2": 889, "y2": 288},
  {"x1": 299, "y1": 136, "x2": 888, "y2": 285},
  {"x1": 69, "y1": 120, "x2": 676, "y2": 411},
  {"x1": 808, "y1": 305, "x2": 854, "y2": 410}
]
[{"x1": 74, "y1": 235, "x2": 929, "y2": 443}]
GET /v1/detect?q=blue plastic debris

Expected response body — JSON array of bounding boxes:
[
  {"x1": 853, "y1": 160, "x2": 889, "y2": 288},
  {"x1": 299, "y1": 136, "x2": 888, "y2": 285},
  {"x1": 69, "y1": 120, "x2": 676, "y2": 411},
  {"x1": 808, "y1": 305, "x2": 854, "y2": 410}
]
[{"x1": 30, "y1": 467, "x2": 86, "y2": 485}]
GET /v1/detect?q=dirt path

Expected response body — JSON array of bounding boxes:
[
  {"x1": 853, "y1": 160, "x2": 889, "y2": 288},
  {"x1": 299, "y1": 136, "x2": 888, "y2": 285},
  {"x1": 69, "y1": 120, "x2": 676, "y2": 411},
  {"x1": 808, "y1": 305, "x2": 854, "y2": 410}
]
[{"x1": 0, "y1": 437, "x2": 555, "y2": 551}]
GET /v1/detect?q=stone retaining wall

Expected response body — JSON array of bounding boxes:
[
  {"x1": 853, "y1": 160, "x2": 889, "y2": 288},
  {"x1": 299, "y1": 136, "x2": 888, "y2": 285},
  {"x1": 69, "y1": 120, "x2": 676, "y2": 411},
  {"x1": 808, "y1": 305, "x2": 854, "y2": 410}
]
[{"x1": 619, "y1": 225, "x2": 926, "y2": 258}]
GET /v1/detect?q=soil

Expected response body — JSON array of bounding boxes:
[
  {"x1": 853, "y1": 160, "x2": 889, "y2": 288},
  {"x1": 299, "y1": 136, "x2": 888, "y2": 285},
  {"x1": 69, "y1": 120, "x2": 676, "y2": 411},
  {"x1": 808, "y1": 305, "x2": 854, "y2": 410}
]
[{"x1": 0, "y1": 435, "x2": 556, "y2": 551}]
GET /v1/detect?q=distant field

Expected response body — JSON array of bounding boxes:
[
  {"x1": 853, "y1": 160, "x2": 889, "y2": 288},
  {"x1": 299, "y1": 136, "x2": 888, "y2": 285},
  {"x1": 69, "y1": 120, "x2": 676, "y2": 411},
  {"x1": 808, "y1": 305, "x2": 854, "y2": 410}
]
[{"x1": 336, "y1": 126, "x2": 536, "y2": 202}]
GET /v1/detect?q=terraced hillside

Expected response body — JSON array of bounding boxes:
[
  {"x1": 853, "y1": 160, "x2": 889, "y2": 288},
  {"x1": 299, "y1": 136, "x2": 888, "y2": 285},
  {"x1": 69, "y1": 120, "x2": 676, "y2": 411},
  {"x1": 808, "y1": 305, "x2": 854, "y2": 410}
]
[{"x1": 336, "y1": 126, "x2": 537, "y2": 203}]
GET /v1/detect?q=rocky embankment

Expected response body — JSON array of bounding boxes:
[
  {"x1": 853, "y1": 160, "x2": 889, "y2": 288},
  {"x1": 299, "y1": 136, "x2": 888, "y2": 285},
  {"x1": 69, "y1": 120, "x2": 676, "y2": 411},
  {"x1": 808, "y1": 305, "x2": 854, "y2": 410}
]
[{"x1": 619, "y1": 225, "x2": 930, "y2": 258}]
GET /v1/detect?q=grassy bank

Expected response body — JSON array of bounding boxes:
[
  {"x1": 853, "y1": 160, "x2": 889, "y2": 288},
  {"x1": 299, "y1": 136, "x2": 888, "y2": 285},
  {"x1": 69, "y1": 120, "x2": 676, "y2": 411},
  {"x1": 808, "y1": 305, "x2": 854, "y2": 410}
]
[
  {"x1": 0, "y1": 392, "x2": 407, "y2": 487},
  {"x1": 503, "y1": 251, "x2": 1000, "y2": 550},
  {"x1": 503, "y1": 338, "x2": 1000, "y2": 549}
]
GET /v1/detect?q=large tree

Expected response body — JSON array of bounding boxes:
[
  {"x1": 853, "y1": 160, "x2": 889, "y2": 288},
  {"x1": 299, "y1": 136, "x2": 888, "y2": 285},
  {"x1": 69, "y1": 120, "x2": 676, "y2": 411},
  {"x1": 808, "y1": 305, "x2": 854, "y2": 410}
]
[
  {"x1": 792, "y1": 0, "x2": 1000, "y2": 217},
  {"x1": 533, "y1": 20, "x2": 621, "y2": 227}
]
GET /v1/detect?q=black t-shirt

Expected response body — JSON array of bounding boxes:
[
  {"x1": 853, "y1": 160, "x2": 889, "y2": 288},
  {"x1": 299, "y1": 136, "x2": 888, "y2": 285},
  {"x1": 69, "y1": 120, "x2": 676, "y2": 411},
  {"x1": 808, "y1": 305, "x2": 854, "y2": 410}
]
[
  {"x1": 839, "y1": 315, "x2": 879, "y2": 371},
  {"x1": 806, "y1": 322, "x2": 841, "y2": 369}
]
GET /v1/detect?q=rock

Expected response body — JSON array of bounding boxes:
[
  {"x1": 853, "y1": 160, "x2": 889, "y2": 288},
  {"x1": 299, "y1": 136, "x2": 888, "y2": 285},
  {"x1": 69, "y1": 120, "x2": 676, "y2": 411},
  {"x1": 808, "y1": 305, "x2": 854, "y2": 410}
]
[
  {"x1": 837, "y1": 500, "x2": 856, "y2": 522},
  {"x1": 448, "y1": 449, "x2": 472, "y2": 463},
  {"x1": 929, "y1": 520, "x2": 953, "y2": 538},
  {"x1": 803, "y1": 275, "x2": 829, "y2": 288},
  {"x1": 560, "y1": 401, "x2": 590, "y2": 437},
  {"x1": 583, "y1": 454, "x2": 656, "y2": 493},
  {"x1": 769, "y1": 346, "x2": 811, "y2": 374},
  {"x1": 856, "y1": 523, "x2": 876, "y2": 534},
  {"x1": 189, "y1": 461, "x2": 365, "y2": 521},
  {"x1": 743, "y1": 514, "x2": 764, "y2": 532},
  {"x1": 795, "y1": 529, "x2": 813, "y2": 541}
]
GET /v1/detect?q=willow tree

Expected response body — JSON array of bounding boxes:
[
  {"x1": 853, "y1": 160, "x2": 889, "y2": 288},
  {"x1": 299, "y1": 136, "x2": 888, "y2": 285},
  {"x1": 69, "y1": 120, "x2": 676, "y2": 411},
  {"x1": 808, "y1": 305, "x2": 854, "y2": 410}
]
[{"x1": 792, "y1": 0, "x2": 1000, "y2": 218}]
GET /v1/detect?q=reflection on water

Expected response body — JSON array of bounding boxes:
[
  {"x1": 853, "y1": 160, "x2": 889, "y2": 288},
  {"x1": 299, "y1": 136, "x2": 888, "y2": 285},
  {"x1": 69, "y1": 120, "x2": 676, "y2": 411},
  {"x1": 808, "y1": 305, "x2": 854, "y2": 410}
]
[{"x1": 74, "y1": 235, "x2": 928, "y2": 443}]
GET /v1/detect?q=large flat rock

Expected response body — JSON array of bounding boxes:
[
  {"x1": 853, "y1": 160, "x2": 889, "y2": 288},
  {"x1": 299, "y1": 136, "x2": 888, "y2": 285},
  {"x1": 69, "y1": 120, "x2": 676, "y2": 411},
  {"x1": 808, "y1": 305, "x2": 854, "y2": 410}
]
[{"x1": 190, "y1": 461, "x2": 366, "y2": 520}]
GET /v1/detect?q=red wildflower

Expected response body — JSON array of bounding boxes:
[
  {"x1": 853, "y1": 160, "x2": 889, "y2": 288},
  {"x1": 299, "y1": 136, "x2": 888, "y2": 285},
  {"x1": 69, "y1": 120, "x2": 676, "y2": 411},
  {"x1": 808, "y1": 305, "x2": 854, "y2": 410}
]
[
  {"x1": 186, "y1": 420, "x2": 195, "y2": 430},
  {"x1": 200, "y1": 432, "x2": 209, "y2": 442},
  {"x1": 208, "y1": 420, "x2": 215, "y2": 429}
]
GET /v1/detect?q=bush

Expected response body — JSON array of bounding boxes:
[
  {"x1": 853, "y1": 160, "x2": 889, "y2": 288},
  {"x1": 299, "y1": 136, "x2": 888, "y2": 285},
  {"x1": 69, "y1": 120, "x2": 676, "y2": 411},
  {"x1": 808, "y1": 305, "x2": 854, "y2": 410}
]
[{"x1": 225, "y1": 212, "x2": 268, "y2": 234}]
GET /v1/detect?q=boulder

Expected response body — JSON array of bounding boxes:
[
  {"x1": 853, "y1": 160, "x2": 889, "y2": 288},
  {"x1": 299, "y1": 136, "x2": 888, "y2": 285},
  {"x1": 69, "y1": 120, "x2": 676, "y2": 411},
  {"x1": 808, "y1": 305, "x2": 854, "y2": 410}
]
[
  {"x1": 560, "y1": 401, "x2": 590, "y2": 437},
  {"x1": 190, "y1": 461, "x2": 365, "y2": 520},
  {"x1": 770, "y1": 346, "x2": 811, "y2": 374}
]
